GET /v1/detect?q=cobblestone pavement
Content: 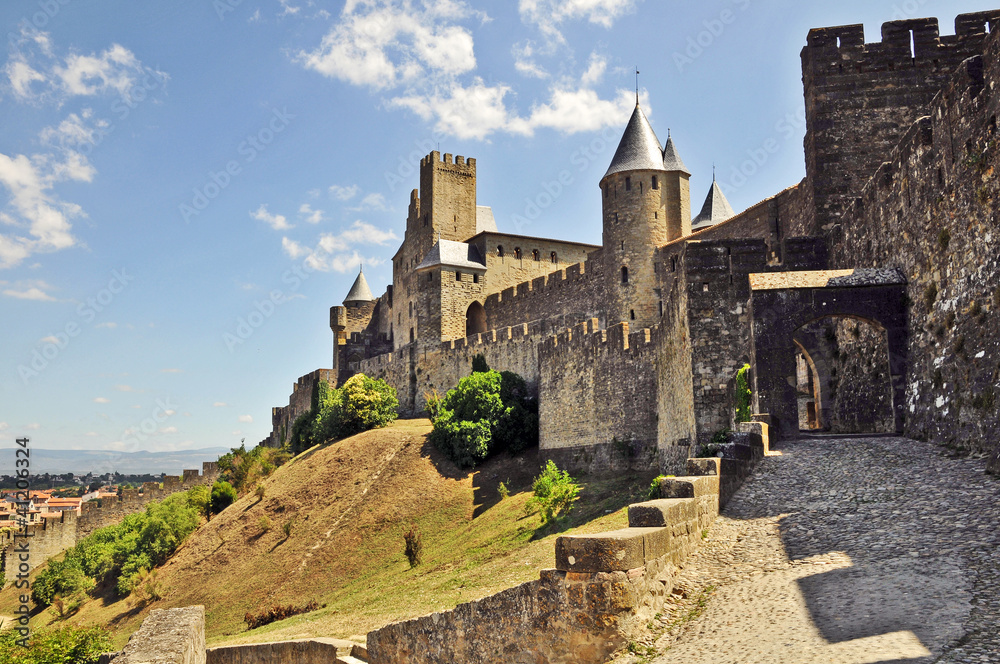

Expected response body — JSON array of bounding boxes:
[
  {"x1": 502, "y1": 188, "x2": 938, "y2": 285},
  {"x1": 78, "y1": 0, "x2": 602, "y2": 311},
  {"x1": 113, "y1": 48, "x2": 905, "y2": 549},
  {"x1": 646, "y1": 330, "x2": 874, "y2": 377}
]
[{"x1": 614, "y1": 436, "x2": 1000, "y2": 664}]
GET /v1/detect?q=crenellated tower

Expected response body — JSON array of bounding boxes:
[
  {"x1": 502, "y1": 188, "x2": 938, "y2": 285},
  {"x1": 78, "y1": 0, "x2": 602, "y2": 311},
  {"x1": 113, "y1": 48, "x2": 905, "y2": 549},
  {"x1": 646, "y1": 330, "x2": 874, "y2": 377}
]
[{"x1": 600, "y1": 102, "x2": 690, "y2": 329}]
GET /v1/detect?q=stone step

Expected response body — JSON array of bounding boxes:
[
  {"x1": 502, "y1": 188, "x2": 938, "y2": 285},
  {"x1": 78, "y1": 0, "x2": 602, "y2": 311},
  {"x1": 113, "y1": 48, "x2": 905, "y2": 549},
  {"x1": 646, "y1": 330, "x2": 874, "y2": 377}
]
[{"x1": 338, "y1": 656, "x2": 368, "y2": 664}]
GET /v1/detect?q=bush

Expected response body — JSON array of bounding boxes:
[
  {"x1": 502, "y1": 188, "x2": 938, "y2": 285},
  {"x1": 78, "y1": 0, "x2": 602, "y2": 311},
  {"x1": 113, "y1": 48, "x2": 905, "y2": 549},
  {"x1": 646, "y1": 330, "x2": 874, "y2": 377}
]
[
  {"x1": 244, "y1": 600, "x2": 319, "y2": 631},
  {"x1": 217, "y1": 444, "x2": 291, "y2": 494},
  {"x1": 734, "y1": 363, "x2": 752, "y2": 424},
  {"x1": 429, "y1": 370, "x2": 538, "y2": 468},
  {"x1": 282, "y1": 519, "x2": 294, "y2": 539},
  {"x1": 403, "y1": 524, "x2": 422, "y2": 568},
  {"x1": 313, "y1": 374, "x2": 399, "y2": 443},
  {"x1": 210, "y1": 481, "x2": 237, "y2": 515},
  {"x1": 32, "y1": 559, "x2": 93, "y2": 607},
  {"x1": 0, "y1": 624, "x2": 112, "y2": 664},
  {"x1": 525, "y1": 460, "x2": 580, "y2": 523},
  {"x1": 471, "y1": 353, "x2": 490, "y2": 373}
]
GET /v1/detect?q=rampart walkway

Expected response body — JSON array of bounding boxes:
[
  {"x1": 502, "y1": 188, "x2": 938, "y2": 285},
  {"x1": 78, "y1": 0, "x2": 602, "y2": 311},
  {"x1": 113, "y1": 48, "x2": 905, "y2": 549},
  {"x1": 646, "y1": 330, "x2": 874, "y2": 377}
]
[{"x1": 623, "y1": 435, "x2": 1000, "y2": 664}]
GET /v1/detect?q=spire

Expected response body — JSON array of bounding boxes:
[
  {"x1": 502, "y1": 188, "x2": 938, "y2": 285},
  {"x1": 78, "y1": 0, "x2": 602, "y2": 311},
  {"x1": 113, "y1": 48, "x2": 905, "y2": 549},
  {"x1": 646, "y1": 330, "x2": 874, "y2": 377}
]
[
  {"x1": 603, "y1": 103, "x2": 667, "y2": 180},
  {"x1": 692, "y1": 179, "x2": 736, "y2": 229},
  {"x1": 661, "y1": 134, "x2": 690, "y2": 175},
  {"x1": 343, "y1": 266, "x2": 375, "y2": 305}
]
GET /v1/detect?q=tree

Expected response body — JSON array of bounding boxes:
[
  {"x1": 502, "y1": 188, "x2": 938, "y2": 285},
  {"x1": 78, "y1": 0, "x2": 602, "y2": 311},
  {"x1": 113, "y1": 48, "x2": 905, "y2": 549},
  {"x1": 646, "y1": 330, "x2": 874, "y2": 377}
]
[
  {"x1": 313, "y1": 374, "x2": 399, "y2": 443},
  {"x1": 210, "y1": 481, "x2": 237, "y2": 515}
]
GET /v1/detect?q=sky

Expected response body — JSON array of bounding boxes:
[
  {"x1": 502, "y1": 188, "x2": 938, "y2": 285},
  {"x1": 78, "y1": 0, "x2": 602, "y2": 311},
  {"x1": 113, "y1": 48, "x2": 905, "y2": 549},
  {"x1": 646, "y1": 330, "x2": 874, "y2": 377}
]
[{"x1": 0, "y1": 0, "x2": 994, "y2": 460}]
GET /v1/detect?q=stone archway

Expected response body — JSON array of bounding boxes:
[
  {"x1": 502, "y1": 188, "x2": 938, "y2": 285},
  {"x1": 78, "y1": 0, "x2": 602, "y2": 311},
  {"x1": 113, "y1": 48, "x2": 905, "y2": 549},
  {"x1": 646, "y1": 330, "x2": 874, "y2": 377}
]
[
  {"x1": 466, "y1": 301, "x2": 487, "y2": 337},
  {"x1": 748, "y1": 269, "x2": 908, "y2": 439}
]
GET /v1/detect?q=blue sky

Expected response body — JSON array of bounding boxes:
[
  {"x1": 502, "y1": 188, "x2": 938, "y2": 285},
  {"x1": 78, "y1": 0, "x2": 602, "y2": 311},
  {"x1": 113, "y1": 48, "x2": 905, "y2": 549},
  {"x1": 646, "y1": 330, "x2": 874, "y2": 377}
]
[{"x1": 0, "y1": 0, "x2": 992, "y2": 457}]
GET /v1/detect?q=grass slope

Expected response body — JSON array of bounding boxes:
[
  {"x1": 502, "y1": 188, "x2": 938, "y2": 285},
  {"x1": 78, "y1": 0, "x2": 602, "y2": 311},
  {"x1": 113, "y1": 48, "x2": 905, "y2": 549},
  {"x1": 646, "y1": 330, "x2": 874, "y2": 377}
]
[{"x1": 1, "y1": 420, "x2": 656, "y2": 649}]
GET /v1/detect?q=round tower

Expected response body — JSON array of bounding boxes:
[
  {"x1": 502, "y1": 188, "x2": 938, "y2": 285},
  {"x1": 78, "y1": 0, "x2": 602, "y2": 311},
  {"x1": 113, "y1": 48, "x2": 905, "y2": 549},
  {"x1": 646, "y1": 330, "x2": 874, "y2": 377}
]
[{"x1": 600, "y1": 102, "x2": 689, "y2": 328}]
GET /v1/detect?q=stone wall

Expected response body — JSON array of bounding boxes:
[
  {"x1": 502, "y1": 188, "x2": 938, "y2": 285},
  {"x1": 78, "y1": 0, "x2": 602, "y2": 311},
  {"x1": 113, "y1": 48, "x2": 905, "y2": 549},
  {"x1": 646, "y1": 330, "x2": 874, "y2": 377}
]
[
  {"x1": 830, "y1": 25, "x2": 1000, "y2": 453},
  {"x1": 801, "y1": 11, "x2": 1000, "y2": 238},
  {"x1": 207, "y1": 638, "x2": 366, "y2": 664},
  {"x1": 263, "y1": 369, "x2": 336, "y2": 447},
  {"x1": 827, "y1": 318, "x2": 895, "y2": 434},
  {"x1": 106, "y1": 606, "x2": 205, "y2": 664},
  {"x1": 1, "y1": 463, "x2": 218, "y2": 585},
  {"x1": 539, "y1": 321, "x2": 659, "y2": 473},
  {"x1": 365, "y1": 442, "x2": 765, "y2": 664}
]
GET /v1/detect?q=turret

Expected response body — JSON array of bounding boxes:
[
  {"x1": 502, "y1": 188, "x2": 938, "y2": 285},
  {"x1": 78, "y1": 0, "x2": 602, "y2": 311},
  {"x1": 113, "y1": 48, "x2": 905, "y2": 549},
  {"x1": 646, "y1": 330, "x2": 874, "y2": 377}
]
[
  {"x1": 600, "y1": 102, "x2": 690, "y2": 328},
  {"x1": 692, "y1": 174, "x2": 736, "y2": 231}
]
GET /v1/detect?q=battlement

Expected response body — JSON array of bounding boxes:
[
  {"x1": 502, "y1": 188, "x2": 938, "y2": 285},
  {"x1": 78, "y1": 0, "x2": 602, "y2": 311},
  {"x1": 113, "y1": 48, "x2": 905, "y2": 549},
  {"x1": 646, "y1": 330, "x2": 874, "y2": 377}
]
[
  {"x1": 541, "y1": 320, "x2": 656, "y2": 356},
  {"x1": 483, "y1": 257, "x2": 599, "y2": 311},
  {"x1": 419, "y1": 150, "x2": 476, "y2": 171}
]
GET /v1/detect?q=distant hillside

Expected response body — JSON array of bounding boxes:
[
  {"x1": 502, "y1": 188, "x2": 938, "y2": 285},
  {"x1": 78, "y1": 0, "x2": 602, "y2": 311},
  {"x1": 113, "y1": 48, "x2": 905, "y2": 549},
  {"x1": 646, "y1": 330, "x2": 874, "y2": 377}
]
[
  {"x1": 2, "y1": 420, "x2": 655, "y2": 649},
  {"x1": 0, "y1": 447, "x2": 229, "y2": 475}
]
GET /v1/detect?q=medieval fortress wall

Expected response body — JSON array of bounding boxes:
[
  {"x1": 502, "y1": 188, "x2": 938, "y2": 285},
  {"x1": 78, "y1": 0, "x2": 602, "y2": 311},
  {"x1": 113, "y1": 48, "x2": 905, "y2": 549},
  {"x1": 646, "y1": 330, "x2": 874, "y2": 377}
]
[
  {"x1": 1, "y1": 463, "x2": 219, "y2": 584},
  {"x1": 260, "y1": 12, "x2": 1000, "y2": 465}
]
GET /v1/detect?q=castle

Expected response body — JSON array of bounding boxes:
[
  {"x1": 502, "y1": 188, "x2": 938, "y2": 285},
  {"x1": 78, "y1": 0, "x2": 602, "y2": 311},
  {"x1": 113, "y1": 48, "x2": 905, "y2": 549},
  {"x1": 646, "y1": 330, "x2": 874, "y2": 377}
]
[{"x1": 265, "y1": 10, "x2": 1000, "y2": 475}]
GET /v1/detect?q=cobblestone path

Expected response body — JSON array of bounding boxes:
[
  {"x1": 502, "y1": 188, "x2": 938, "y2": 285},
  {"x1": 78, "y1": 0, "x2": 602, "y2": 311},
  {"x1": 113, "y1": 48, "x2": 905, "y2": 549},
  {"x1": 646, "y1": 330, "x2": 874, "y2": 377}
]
[{"x1": 615, "y1": 436, "x2": 1000, "y2": 664}]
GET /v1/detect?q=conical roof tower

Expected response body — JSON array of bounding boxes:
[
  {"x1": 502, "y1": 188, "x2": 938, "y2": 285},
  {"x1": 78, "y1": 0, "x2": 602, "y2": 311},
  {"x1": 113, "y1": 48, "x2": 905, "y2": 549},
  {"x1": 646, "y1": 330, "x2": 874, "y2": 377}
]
[
  {"x1": 343, "y1": 266, "x2": 375, "y2": 305},
  {"x1": 692, "y1": 175, "x2": 736, "y2": 229},
  {"x1": 662, "y1": 131, "x2": 690, "y2": 175},
  {"x1": 603, "y1": 103, "x2": 668, "y2": 179}
]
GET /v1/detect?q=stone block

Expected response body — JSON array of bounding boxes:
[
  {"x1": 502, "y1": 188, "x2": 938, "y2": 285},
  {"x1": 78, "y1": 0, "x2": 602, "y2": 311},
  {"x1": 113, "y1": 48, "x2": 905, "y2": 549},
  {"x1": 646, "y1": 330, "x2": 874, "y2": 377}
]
[
  {"x1": 555, "y1": 528, "x2": 661, "y2": 572},
  {"x1": 111, "y1": 606, "x2": 205, "y2": 664},
  {"x1": 658, "y1": 475, "x2": 719, "y2": 499},
  {"x1": 686, "y1": 457, "x2": 720, "y2": 476},
  {"x1": 627, "y1": 498, "x2": 696, "y2": 528},
  {"x1": 738, "y1": 421, "x2": 770, "y2": 452}
]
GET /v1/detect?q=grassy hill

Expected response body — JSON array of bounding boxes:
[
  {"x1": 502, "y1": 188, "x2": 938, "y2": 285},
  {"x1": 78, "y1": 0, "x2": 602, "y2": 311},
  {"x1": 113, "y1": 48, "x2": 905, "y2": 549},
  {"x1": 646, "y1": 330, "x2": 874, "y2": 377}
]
[{"x1": 1, "y1": 420, "x2": 656, "y2": 649}]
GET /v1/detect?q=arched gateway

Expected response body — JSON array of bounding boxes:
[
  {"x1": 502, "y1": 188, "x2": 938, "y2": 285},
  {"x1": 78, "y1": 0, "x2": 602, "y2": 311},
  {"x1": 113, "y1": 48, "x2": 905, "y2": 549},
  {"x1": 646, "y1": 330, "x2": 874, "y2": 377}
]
[{"x1": 748, "y1": 268, "x2": 908, "y2": 439}]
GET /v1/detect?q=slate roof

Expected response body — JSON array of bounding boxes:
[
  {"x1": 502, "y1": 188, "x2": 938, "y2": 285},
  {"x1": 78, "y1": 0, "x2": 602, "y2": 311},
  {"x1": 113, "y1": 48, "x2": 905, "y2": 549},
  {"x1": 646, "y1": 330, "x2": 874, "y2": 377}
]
[
  {"x1": 415, "y1": 239, "x2": 487, "y2": 272},
  {"x1": 662, "y1": 135, "x2": 691, "y2": 175},
  {"x1": 692, "y1": 179, "x2": 736, "y2": 229},
  {"x1": 343, "y1": 268, "x2": 375, "y2": 304},
  {"x1": 603, "y1": 104, "x2": 668, "y2": 179}
]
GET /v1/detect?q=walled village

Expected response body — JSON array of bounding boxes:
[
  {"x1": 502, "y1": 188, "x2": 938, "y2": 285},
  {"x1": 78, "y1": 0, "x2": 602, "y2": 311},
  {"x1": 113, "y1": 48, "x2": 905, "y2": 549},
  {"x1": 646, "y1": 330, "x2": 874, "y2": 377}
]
[{"x1": 7, "y1": 8, "x2": 1000, "y2": 664}]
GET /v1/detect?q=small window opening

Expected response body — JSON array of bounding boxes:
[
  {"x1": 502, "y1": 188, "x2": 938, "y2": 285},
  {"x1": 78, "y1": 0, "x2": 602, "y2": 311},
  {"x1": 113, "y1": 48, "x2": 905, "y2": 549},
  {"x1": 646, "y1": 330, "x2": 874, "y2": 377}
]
[
  {"x1": 532, "y1": 250, "x2": 540, "y2": 261},
  {"x1": 550, "y1": 251, "x2": 557, "y2": 264},
  {"x1": 473, "y1": 274, "x2": 479, "y2": 284},
  {"x1": 989, "y1": 115, "x2": 997, "y2": 136},
  {"x1": 408, "y1": 302, "x2": 413, "y2": 316},
  {"x1": 514, "y1": 247, "x2": 522, "y2": 259},
  {"x1": 625, "y1": 177, "x2": 631, "y2": 191},
  {"x1": 409, "y1": 328, "x2": 414, "y2": 342},
  {"x1": 909, "y1": 30, "x2": 916, "y2": 59},
  {"x1": 836, "y1": 36, "x2": 841, "y2": 48},
  {"x1": 702, "y1": 283, "x2": 709, "y2": 292},
  {"x1": 621, "y1": 266, "x2": 629, "y2": 284},
  {"x1": 659, "y1": 301, "x2": 664, "y2": 317},
  {"x1": 497, "y1": 245, "x2": 504, "y2": 257},
  {"x1": 620, "y1": 241, "x2": 625, "y2": 251},
  {"x1": 670, "y1": 256, "x2": 677, "y2": 272},
  {"x1": 652, "y1": 176, "x2": 658, "y2": 190},
  {"x1": 456, "y1": 271, "x2": 462, "y2": 281},
  {"x1": 427, "y1": 272, "x2": 433, "y2": 282},
  {"x1": 629, "y1": 310, "x2": 636, "y2": 320}
]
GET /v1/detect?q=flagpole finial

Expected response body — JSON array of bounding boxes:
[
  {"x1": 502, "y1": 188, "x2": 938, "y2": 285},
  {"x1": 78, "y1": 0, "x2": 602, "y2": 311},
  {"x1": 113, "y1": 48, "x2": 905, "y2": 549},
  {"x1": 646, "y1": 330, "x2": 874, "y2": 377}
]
[{"x1": 635, "y1": 67, "x2": 640, "y2": 104}]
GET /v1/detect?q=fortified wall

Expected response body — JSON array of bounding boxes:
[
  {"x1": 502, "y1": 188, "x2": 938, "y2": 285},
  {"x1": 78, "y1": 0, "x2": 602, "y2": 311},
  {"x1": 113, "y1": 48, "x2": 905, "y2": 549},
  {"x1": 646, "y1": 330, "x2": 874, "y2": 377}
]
[
  {"x1": 829, "y1": 22, "x2": 1000, "y2": 453},
  {"x1": 1, "y1": 462, "x2": 219, "y2": 584}
]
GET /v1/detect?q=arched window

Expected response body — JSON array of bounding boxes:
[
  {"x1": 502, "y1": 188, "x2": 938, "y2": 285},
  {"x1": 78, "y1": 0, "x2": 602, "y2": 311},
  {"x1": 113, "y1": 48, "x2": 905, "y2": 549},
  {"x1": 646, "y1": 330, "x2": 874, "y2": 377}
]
[
  {"x1": 497, "y1": 245, "x2": 504, "y2": 257},
  {"x1": 514, "y1": 247, "x2": 522, "y2": 259},
  {"x1": 550, "y1": 251, "x2": 557, "y2": 264},
  {"x1": 409, "y1": 327, "x2": 415, "y2": 342},
  {"x1": 621, "y1": 266, "x2": 629, "y2": 284},
  {"x1": 532, "y1": 250, "x2": 540, "y2": 261}
]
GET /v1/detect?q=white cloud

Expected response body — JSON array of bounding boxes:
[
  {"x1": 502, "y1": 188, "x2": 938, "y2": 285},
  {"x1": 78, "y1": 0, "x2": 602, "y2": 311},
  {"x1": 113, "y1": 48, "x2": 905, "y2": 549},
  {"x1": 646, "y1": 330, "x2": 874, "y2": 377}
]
[
  {"x1": 329, "y1": 184, "x2": 359, "y2": 201},
  {"x1": 278, "y1": 0, "x2": 301, "y2": 17},
  {"x1": 238, "y1": 415, "x2": 253, "y2": 423},
  {"x1": 519, "y1": 0, "x2": 639, "y2": 43},
  {"x1": 251, "y1": 204, "x2": 293, "y2": 230},
  {"x1": 523, "y1": 87, "x2": 637, "y2": 134},
  {"x1": 248, "y1": 8, "x2": 263, "y2": 22},
  {"x1": 341, "y1": 219, "x2": 398, "y2": 245},
  {"x1": 390, "y1": 79, "x2": 516, "y2": 140},
  {"x1": 351, "y1": 193, "x2": 389, "y2": 212},
  {"x1": 512, "y1": 43, "x2": 548, "y2": 79},
  {"x1": 299, "y1": 203, "x2": 325, "y2": 224},
  {"x1": 160, "y1": 426, "x2": 178, "y2": 434},
  {"x1": 0, "y1": 422, "x2": 8, "y2": 431},
  {"x1": 296, "y1": 1, "x2": 477, "y2": 90},
  {"x1": 94, "y1": 397, "x2": 110, "y2": 404},
  {"x1": 213, "y1": 402, "x2": 228, "y2": 407},
  {"x1": 3, "y1": 285, "x2": 56, "y2": 301},
  {"x1": 581, "y1": 53, "x2": 606, "y2": 85},
  {"x1": 281, "y1": 219, "x2": 398, "y2": 272},
  {"x1": 40, "y1": 335, "x2": 60, "y2": 344},
  {"x1": 95, "y1": 321, "x2": 117, "y2": 329},
  {"x1": 281, "y1": 237, "x2": 308, "y2": 259}
]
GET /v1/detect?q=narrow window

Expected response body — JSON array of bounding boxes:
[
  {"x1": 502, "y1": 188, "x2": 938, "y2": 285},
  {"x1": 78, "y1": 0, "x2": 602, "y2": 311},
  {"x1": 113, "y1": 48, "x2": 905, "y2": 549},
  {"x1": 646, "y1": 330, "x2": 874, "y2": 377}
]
[
  {"x1": 630, "y1": 310, "x2": 636, "y2": 320},
  {"x1": 621, "y1": 266, "x2": 629, "y2": 284},
  {"x1": 497, "y1": 245, "x2": 504, "y2": 257},
  {"x1": 514, "y1": 247, "x2": 522, "y2": 259},
  {"x1": 473, "y1": 274, "x2": 479, "y2": 284},
  {"x1": 532, "y1": 250, "x2": 540, "y2": 261},
  {"x1": 408, "y1": 302, "x2": 412, "y2": 317},
  {"x1": 625, "y1": 177, "x2": 631, "y2": 191},
  {"x1": 427, "y1": 272, "x2": 433, "y2": 282},
  {"x1": 550, "y1": 251, "x2": 557, "y2": 264},
  {"x1": 989, "y1": 115, "x2": 997, "y2": 136},
  {"x1": 409, "y1": 328, "x2": 414, "y2": 342},
  {"x1": 659, "y1": 301, "x2": 663, "y2": 317},
  {"x1": 652, "y1": 176, "x2": 658, "y2": 190},
  {"x1": 909, "y1": 30, "x2": 916, "y2": 59},
  {"x1": 456, "y1": 271, "x2": 462, "y2": 281},
  {"x1": 620, "y1": 241, "x2": 625, "y2": 251},
  {"x1": 671, "y1": 256, "x2": 677, "y2": 272}
]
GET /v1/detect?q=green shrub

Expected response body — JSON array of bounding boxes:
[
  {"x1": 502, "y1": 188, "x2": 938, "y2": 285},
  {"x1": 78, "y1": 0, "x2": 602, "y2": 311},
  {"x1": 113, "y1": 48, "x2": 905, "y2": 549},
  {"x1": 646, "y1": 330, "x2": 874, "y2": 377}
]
[
  {"x1": 282, "y1": 519, "x2": 294, "y2": 539},
  {"x1": 471, "y1": 354, "x2": 490, "y2": 373},
  {"x1": 647, "y1": 475, "x2": 666, "y2": 500},
  {"x1": 429, "y1": 370, "x2": 539, "y2": 468},
  {"x1": 210, "y1": 481, "x2": 237, "y2": 515},
  {"x1": 498, "y1": 481, "x2": 510, "y2": 499},
  {"x1": 403, "y1": 524, "x2": 422, "y2": 568},
  {"x1": 32, "y1": 559, "x2": 93, "y2": 607},
  {"x1": 313, "y1": 374, "x2": 399, "y2": 443},
  {"x1": 0, "y1": 624, "x2": 112, "y2": 664},
  {"x1": 217, "y1": 444, "x2": 292, "y2": 494},
  {"x1": 244, "y1": 600, "x2": 319, "y2": 631},
  {"x1": 525, "y1": 460, "x2": 580, "y2": 523},
  {"x1": 734, "y1": 363, "x2": 752, "y2": 424}
]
